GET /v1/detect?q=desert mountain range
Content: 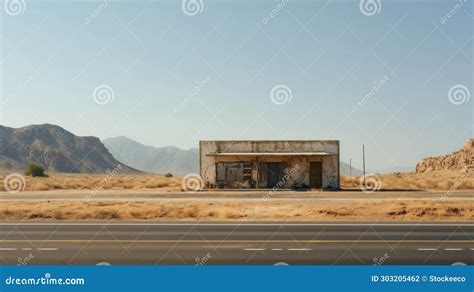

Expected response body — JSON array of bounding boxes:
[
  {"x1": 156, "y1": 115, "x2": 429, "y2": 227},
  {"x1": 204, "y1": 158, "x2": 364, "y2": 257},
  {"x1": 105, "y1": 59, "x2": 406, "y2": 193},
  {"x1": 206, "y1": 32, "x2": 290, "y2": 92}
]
[
  {"x1": 0, "y1": 124, "x2": 138, "y2": 173},
  {"x1": 103, "y1": 136, "x2": 199, "y2": 175}
]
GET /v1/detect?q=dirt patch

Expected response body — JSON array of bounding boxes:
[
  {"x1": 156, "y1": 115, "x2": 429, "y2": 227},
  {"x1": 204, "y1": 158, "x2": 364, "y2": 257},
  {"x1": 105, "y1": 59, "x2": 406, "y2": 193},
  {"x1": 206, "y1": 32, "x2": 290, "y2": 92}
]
[{"x1": 387, "y1": 209, "x2": 407, "y2": 216}]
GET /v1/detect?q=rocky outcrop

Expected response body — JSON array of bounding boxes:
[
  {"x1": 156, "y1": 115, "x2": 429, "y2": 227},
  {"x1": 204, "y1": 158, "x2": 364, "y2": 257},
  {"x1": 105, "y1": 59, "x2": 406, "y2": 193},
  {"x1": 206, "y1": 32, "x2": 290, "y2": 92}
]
[{"x1": 416, "y1": 139, "x2": 473, "y2": 173}]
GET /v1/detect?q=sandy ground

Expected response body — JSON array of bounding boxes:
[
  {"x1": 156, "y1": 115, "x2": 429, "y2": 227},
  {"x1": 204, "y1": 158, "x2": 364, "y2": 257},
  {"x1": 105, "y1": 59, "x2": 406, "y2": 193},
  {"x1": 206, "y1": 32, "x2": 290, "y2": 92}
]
[
  {"x1": 1, "y1": 199, "x2": 472, "y2": 221},
  {"x1": 1, "y1": 169, "x2": 473, "y2": 192}
]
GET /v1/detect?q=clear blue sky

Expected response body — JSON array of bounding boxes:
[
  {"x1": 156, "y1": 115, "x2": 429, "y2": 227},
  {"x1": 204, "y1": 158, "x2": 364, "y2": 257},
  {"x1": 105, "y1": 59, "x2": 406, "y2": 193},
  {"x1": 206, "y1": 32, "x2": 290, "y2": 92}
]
[{"x1": 1, "y1": 0, "x2": 472, "y2": 171}]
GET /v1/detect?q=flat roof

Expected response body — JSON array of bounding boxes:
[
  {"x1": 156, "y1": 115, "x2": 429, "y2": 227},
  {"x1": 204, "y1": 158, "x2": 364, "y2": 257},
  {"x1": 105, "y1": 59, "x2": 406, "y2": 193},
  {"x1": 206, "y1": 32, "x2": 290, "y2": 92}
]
[
  {"x1": 200, "y1": 140, "x2": 339, "y2": 143},
  {"x1": 207, "y1": 152, "x2": 337, "y2": 156}
]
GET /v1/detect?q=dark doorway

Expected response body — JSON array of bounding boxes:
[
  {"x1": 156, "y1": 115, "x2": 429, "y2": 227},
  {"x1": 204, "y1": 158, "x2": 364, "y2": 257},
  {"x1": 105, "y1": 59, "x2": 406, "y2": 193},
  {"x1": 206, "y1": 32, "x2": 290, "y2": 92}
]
[
  {"x1": 266, "y1": 162, "x2": 287, "y2": 188},
  {"x1": 310, "y1": 161, "x2": 323, "y2": 188}
]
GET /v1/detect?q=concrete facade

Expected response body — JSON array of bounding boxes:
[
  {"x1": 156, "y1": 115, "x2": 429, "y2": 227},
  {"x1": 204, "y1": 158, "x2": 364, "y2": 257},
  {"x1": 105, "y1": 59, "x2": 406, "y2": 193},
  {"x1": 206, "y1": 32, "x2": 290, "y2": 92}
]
[{"x1": 200, "y1": 140, "x2": 340, "y2": 190}]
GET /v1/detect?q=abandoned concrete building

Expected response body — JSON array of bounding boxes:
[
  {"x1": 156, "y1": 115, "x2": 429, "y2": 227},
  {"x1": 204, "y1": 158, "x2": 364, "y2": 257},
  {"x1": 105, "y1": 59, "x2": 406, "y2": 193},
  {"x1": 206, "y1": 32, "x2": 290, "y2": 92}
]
[{"x1": 200, "y1": 140, "x2": 340, "y2": 190}]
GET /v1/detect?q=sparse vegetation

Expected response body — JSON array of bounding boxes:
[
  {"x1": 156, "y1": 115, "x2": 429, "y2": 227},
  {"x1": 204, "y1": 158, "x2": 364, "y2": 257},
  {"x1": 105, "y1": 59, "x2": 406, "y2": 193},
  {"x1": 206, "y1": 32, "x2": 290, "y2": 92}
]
[
  {"x1": 341, "y1": 170, "x2": 474, "y2": 190},
  {"x1": 24, "y1": 163, "x2": 48, "y2": 178},
  {"x1": 0, "y1": 169, "x2": 472, "y2": 192},
  {"x1": 0, "y1": 199, "x2": 472, "y2": 221},
  {"x1": 0, "y1": 173, "x2": 181, "y2": 192},
  {"x1": 164, "y1": 173, "x2": 173, "y2": 178}
]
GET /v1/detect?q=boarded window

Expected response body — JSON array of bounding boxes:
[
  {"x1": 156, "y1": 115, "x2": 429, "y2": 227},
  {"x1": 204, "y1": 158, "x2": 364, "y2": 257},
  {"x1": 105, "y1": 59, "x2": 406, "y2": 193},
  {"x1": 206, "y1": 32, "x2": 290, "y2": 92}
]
[{"x1": 216, "y1": 162, "x2": 253, "y2": 188}]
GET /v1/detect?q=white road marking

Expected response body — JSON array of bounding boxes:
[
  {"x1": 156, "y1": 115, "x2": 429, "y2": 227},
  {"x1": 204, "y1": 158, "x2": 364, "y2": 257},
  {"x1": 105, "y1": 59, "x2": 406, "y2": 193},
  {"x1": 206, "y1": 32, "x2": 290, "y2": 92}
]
[
  {"x1": 288, "y1": 248, "x2": 312, "y2": 251},
  {"x1": 444, "y1": 248, "x2": 463, "y2": 251},
  {"x1": 417, "y1": 248, "x2": 438, "y2": 251},
  {"x1": 0, "y1": 248, "x2": 17, "y2": 251},
  {"x1": 244, "y1": 248, "x2": 265, "y2": 251},
  {"x1": 470, "y1": 248, "x2": 474, "y2": 251},
  {"x1": 37, "y1": 248, "x2": 58, "y2": 251}
]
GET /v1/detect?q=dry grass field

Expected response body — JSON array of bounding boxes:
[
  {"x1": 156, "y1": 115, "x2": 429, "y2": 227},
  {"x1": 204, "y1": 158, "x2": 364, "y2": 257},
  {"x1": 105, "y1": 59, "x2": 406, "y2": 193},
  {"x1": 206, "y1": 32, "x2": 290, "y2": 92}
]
[
  {"x1": 341, "y1": 170, "x2": 474, "y2": 191},
  {"x1": 1, "y1": 169, "x2": 473, "y2": 192},
  {"x1": 0, "y1": 173, "x2": 182, "y2": 192},
  {"x1": 1, "y1": 199, "x2": 472, "y2": 221}
]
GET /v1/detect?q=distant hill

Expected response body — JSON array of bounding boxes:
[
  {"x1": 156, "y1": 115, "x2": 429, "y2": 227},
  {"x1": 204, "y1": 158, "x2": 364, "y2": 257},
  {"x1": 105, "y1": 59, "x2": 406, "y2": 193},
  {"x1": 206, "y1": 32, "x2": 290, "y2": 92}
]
[
  {"x1": 340, "y1": 162, "x2": 363, "y2": 176},
  {"x1": 0, "y1": 124, "x2": 138, "y2": 173},
  {"x1": 416, "y1": 139, "x2": 473, "y2": 173},
  {"x1": 103, "y1": 136, "x2": 199, "y2": 175}
]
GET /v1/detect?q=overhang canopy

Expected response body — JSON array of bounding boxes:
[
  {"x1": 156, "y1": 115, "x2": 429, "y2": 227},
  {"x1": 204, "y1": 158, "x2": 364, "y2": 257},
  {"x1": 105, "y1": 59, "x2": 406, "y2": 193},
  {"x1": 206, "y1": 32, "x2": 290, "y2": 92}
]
[{"x1": 207, "y1": 152, "x2": 337, "y2": 157}]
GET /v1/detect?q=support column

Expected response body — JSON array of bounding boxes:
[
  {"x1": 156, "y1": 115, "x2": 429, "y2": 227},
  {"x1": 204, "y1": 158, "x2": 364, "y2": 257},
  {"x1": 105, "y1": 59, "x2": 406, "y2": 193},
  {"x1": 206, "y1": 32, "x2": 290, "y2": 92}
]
[{"x1": 254, "y1": 157, "x2": 259, "y2": 189}]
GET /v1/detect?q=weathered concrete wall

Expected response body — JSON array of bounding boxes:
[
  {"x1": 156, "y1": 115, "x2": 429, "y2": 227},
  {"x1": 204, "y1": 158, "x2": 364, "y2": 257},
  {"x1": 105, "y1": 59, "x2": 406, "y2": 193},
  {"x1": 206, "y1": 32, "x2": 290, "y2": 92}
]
[{"x1": 200, "y1": 140, "x2": 340, "y2": 189}]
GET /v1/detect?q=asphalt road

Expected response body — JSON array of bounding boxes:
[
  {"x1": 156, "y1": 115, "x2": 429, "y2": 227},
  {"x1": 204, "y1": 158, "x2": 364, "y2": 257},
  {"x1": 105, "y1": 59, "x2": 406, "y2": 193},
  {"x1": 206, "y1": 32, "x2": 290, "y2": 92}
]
[
  {"x1": 0, "y1": 222, "x2": 472, "y2": 265},
  {"x1": 1, "y1": 190, "x2": 472, "y2": 201}
]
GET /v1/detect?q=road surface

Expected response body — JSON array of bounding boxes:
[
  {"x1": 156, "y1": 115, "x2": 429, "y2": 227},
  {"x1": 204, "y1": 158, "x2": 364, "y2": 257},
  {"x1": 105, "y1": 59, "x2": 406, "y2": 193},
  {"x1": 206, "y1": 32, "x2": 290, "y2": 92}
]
[{"x1": 0, "y1": 222, "x2": 472, "y2": 265}]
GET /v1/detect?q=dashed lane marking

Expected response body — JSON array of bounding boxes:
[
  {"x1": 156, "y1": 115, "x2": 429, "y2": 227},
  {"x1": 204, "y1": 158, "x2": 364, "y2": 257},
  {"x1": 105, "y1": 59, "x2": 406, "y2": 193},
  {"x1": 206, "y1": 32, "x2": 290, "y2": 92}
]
[{"x1": 0, "y1": 247, "x2": 58, "y2": 251}]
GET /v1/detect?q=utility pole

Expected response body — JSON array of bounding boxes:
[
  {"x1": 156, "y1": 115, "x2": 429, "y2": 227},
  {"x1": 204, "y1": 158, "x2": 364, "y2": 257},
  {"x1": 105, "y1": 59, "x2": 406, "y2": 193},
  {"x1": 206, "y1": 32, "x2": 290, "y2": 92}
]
[
  {"x1": 362, "y1": 144, "x2": 366, "y2": 185},
  {"x1": 349, "y1": 159, "x2": 352, "y2": 177}
]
